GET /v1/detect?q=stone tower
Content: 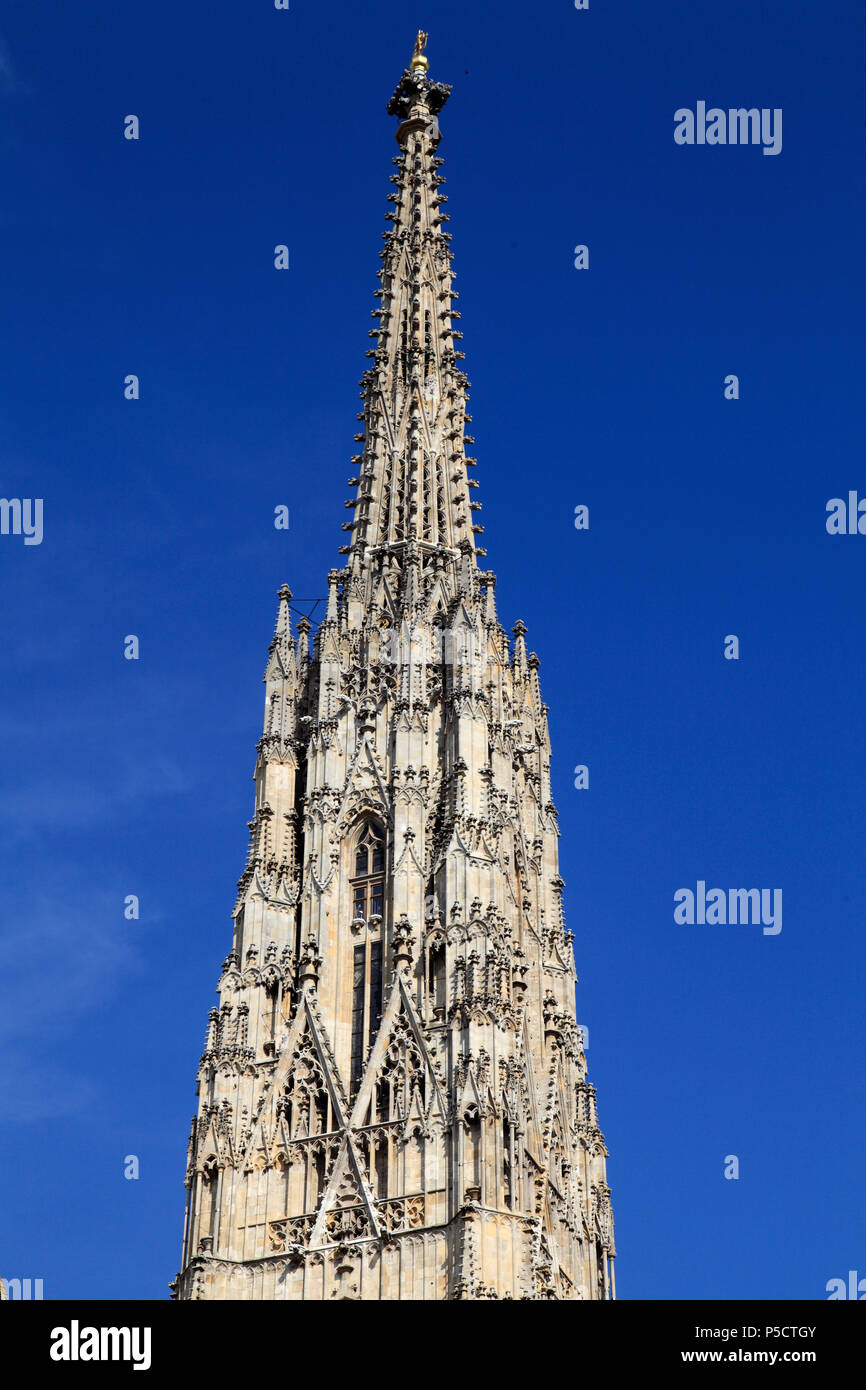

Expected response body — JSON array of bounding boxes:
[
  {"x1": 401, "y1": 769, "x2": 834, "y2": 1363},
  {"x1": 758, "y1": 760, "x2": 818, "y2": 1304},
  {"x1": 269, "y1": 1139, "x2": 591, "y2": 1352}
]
[{"x1": 172, "y1": 34, "x2": 615, "y2": 1302}]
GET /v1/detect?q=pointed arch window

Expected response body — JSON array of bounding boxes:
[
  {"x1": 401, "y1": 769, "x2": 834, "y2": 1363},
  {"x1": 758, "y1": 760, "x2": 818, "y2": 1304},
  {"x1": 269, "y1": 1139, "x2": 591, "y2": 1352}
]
[
  {"x1": 352, "y1": 822, "x2": 385, "y2": 921},
  {"x1": 427, "y1": 939, "x2": 446, "y2": 1020},
  {"x1": 349, "y1": 820, "x2": 386, "y2": 1095}
]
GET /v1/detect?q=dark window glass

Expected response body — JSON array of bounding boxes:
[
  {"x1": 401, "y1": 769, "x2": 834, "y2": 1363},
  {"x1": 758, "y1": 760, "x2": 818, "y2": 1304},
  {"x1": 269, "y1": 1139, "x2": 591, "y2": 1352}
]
[
  {"x1": 376, "y1": 1142, "x2": 388, "y2": 1197},
  {"x1": 368, "y1": 941, "x2": 383, "y2": 1048},
  {"x1": 350, "y1": 945, "x2": 366, "y2": 1096}
]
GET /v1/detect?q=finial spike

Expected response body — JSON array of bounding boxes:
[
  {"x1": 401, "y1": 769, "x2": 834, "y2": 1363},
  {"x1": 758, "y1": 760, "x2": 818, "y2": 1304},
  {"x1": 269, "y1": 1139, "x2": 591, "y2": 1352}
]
[{"x1": 411, "y1": 30, "x2": 429, "y2": 72}]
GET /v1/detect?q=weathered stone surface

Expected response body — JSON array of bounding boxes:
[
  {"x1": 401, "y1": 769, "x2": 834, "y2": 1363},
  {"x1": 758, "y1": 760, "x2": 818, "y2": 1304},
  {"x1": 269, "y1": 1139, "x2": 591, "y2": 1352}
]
[{"x1": 171, "y1": 34, "x2": 615, "y2": 1303}]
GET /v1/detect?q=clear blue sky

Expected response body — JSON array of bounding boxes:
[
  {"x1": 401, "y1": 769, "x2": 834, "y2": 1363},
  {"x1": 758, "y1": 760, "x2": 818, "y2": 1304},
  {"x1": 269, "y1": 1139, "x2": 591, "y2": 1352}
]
[{"x1": 0, "y1": 0, "x2": 863, "y2": 1301}]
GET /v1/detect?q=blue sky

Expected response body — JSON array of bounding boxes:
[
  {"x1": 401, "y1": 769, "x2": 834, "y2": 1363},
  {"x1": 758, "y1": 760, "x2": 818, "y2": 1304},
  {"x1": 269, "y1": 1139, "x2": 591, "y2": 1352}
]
[{"x1": 0, "y1": 0, "x2": 863, "y2": 1300}]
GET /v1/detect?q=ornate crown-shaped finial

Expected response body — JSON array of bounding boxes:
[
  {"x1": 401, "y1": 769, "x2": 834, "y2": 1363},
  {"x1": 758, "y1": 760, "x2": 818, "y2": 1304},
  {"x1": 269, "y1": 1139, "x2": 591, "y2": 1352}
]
[
  {"x1": 388, "y1": 33, "x2": 451, "y2": 122},
  {"x1": 411, "y1": 30, "x2": 428, "y2": 72}
]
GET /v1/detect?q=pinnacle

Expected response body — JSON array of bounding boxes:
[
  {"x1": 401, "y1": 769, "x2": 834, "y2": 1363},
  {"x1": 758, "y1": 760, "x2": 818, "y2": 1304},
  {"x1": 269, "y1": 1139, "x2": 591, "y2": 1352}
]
[
  {"x1": 339, "y1": 54, "x2": 482, "y2": 592},
  {"x1": 267, "y1": 584, "x2": 293, "y2": 652}
]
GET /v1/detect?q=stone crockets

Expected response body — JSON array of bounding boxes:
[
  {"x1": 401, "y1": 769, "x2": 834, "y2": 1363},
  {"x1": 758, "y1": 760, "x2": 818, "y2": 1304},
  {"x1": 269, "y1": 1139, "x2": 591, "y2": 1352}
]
[{"x1": 171, "y1": 32, "x2": 615, "y2": 1302}]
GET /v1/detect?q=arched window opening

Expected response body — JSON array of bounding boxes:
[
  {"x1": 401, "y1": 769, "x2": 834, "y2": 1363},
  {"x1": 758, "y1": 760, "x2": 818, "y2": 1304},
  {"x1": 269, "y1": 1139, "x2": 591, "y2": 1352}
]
[
  {"x1": 312, "y1": 1150, "x2": 326, "y2": 1210},
  {"x1": 503, "y1": 1118, "x2": 513, "y2": 1209},
  {"x1": 349, "y1": 820, "x2": 386, "y2": 1097},
  {"x1": 352, "y1": 823, "x2": 385, "y2": 920},
  {"x1": 375, "y1": 1141, "x2": 389, "y2": 1198},
  {"x1": 376, "y1": 1079, "x2": 390, "y2": 1123},
  {"x1": 428, "y1": 942, "x2": 446, "y2": 1019}
]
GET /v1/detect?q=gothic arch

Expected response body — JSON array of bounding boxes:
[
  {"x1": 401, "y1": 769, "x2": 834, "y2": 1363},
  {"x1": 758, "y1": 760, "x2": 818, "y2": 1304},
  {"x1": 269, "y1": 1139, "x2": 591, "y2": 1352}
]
[{"x1": 346, "y1": 816, "x2": 388, "y2": 1098}]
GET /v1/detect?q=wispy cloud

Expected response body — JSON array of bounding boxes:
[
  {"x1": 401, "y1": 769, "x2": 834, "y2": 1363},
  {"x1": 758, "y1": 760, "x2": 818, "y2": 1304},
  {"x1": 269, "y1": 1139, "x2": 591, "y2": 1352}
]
[
  {"x1": 0, "y1": 686, "x2": 197, "y2": 839},
  {"x1": 0, "y1": 759, "x2": 192, "y2": 837},
  {"x1": 0, "y1": 1060, "x2": 97, "y2": 1125},
  {"x1": 0, "y1": 888, "x2": 140, "y2": 1123},
  {"x1": 0, "y1": 889, "x2": 138, "y2": 1049},
  {"x1": 0, "y1": 34, "x2": 18, "y2": 92}
]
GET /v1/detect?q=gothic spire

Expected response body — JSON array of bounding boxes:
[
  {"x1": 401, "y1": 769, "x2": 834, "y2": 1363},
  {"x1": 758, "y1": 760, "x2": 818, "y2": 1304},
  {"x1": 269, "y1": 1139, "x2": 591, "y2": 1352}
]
[
  {"x1": 174, "y1": 42, "x2": 615, "y2": 1303},
  {"x1": 341, "y1": 36, "x2": 483, "y2": 594}
]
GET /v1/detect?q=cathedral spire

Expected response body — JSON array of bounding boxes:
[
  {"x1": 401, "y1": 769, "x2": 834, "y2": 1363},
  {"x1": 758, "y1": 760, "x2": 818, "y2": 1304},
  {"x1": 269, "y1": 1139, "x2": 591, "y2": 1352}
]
[
  {"x1": 342, "y1": 37, "x2": 481, "y2": 595},
  {"x1": 174, "y1": 43, "x2": 614, "y2": 1304}
]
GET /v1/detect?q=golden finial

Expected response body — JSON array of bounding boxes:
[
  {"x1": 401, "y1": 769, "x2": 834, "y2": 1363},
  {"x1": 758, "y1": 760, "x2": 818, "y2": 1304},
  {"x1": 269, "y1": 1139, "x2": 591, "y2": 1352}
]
[{"x1": 411, "y1": 30, "x2": 429, "y2": 73}]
